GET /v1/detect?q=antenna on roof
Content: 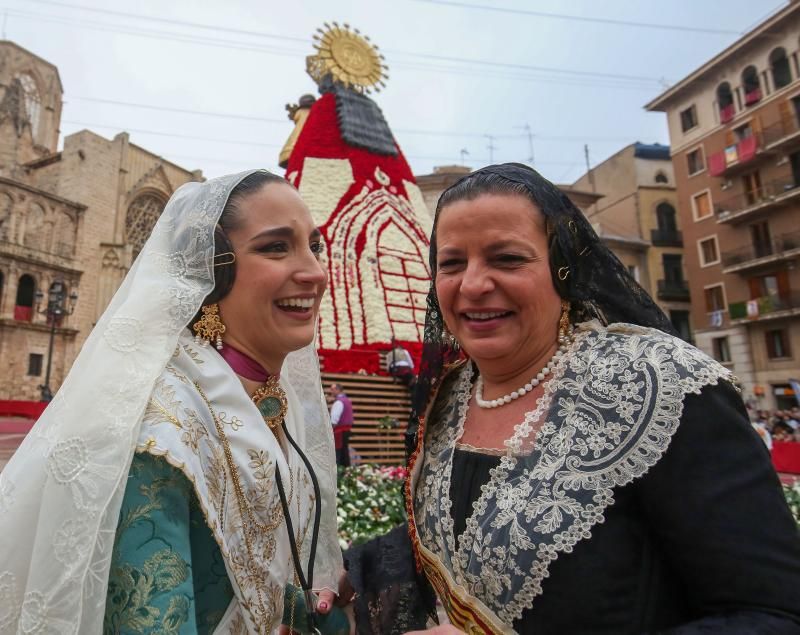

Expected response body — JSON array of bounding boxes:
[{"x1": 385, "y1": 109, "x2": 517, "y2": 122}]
[{"x1": 515, "y1": 123, "x2": 535, "y2": 168}]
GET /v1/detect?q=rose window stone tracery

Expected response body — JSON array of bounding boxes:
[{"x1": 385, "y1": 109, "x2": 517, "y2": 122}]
[{"x1": 125, "y1": 194, "x2": 165, "y2": 259}]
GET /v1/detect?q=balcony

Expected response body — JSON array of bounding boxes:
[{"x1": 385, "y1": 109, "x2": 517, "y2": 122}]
[
  {"x1": 761, "y1": 116, "x2": 800, "y2": 153},
  {"x1": 721, "y1": 229, "x2": 800, "y2": 273},
  {"x1": 708, "y1": 135, "x2": 763, "y2": 177},
  {"x1": 657, "y1": 279, "x2": 690, "y2": 302},
  {"x1": 744, "y1": 88, "x2": 763, "y2": 106},
  {"x1": 0, "y1": 239, "x2": 80, "y2": 274},
  {"x1": 728, "y1": 292, "x2": 800, "y2": 324},
  {"x1": 715, "y1": 176, "x2": 800, "y2": 224},
  {"x1": 13, "y1": 306, "x2": 32, "y2": 322},
  {"x1": 650, "y1": 228, "x2": 683, "y2": 247},
  {"x1": 719, "y1": 104, "x2": 735, "y2": 124}
]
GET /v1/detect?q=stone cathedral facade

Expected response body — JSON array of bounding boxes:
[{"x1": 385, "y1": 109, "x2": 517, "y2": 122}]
[{"x1": 0, "y1": 40, "x2": 200, "y2": 400}]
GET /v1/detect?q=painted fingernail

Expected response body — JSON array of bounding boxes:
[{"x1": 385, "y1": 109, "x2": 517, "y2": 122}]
[{"x1": 318, "y1": 602, "x2": 329, "y2": 611}]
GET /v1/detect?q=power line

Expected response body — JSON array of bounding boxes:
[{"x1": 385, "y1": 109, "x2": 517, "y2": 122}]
[
  {"x1": 410, "y1": 0, "x2": 743, "y2": 35},
  {"x1": 2, "y1": 3, "x2": 665, "y2": 88},
  {"x1": 22, "y1": 0, "x2": 308, "y2": 43},
  {"x1": 61, "y1": 119, "x2": 285, "y2": 148},
  {"x1": 66, "y1": 95, "x2": 641, "y2": 143},
  {"x1": 68, "y1": 96, "x2": 288, "y2": 124},
  {"x1": 59, "y1": 119, "x2": 582, "y2": 166}
]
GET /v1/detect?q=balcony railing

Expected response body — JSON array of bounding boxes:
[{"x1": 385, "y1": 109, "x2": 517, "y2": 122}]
[
  {"x1": 13, "y1": 305, "x2": 32, "y2": 322},
  {"x1": 719, "y1": 103, "x2": 735, "y2": 124},
  {"x1": 721, "y1": 229, "x2": 800, "y2": 271},
  {"x1": 715, "y1": 176, "x2": 800, "y2": 223},
  {"x1": 729, "y1": 292, "x2": 800, "y2": 322},
  {"x1": 650, "y1": 228, "x2": 683, "y2": 247},
  {"x1": 657, "y1": 279, "x2": 690, "y2": 302},
  {"x1": 708, "y1": 135, "x2": 761, "y2": 177},
  {"x1": 744, "y1": 88, "x2": 763, "y2": 106},
  {"x1": 761, "y1": 116, "x2": 800, "y2": 150}
]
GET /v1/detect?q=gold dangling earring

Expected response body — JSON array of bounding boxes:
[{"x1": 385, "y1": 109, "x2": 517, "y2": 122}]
[
  {"x1": 443, "y1": 325, "x2": 460, "y2": 352},
  {"x1": 193, "y1": 304, "x2": 226, "y2": 350},
  {"x1": 558, "y1": 299, "x2": 571, "y2": 344}
]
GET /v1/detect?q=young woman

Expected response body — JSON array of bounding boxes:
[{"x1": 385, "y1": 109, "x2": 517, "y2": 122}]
[{"x1": 0, "y1": 171, "x2": 345, "y2": 634}]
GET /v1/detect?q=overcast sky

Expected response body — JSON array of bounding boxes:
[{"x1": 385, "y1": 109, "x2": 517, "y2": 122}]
[{"x1": 4, "y1": 0, "x2": 784, "y2": 184}]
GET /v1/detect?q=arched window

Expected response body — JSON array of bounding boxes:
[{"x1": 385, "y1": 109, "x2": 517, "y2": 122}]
[
  {"x1": 23, "y1": 203, "x2": 47, "y2": 251},
  {"x1": 654, "y1": 171, "x2": 668, "y2": 184},
  {"x1": 656, "y1": 202, "x2": 677, "y2": 233},
  {"x1": 716, "y1": 82, "x2": 734, "y2": 122},
  {"x1": 769, "y1": 47, "x2": 792, "y2": 90},
  {"x1": 16, "y1": 74, "x2": 41, "y2": 141},
  {"x1": 742, "y1": 66, "x2": 761, "y2": 105},
  {"x1": 125, "y1": 194, "x2": 165, "y2": 259},
  {"x1": 0, "y1": 192, "x2": 12, "y2": 241},
  {"x1": 14, "y1": 274, "x2": 35, "y2": 322}
]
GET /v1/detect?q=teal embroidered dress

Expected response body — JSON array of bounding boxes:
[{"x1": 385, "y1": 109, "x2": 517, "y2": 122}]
[{"x1": 103, "y1": 452, "x2": 234, "y2": 634}]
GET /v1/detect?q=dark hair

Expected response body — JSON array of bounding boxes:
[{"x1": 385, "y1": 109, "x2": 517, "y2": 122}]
[
  {"x1": 433, "y1": 170, "x2": 569, "y2": 298},
  {"x1": 406, "y1": 163, "x2": 675, "y2": 459},
  {"x1": 192, "y1": 171, "x2": 286, "y2": 323}
]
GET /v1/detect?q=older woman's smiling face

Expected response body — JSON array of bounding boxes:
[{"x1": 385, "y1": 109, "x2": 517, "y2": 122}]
[{"x1": 435, "y1": 193, "x2": 562, "y2": 373}]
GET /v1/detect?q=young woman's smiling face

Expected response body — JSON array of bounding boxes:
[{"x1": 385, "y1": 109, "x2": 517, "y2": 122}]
[
  {"x1": 218, "y1": 182, "x2": 327, "y2": 373},
  {"x1": 434, "y1": 193, "x2": 562, "y2": 372}
]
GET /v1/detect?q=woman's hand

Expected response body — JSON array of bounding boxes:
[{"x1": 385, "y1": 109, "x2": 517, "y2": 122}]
[
  {"x1": 404, "y1": 626, "x2": 463, "y2": 634},
  {"x1": 316, "y1": 587, "x2": 337, "y2": 614},
  {"x1": 277, "y1": 586, "x2": 340, "y2": 634}
]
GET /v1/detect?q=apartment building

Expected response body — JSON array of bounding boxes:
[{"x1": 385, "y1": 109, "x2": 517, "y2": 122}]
[
  {"x1": 573, "y1": 142, "x2": 691, "y2": 341},
  {"x1": 646, "y1": 2, "x2": 800, "y2": 409}
]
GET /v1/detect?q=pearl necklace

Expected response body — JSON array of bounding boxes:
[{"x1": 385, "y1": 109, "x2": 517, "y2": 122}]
[{"x1": 475, "y1": 327, "x2": 574, "y2": 409}]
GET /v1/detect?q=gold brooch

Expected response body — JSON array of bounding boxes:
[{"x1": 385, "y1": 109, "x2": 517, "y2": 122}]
[{"x1": 251, "y1": 376, "x2": 288, "y2": 430}]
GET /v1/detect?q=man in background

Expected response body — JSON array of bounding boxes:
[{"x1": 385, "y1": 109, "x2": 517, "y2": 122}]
[
  {"x1": 328, "y1": 383, "x2": 354, "y2": 467},
  {"x1": 386, "y1": 340, "x2": 415, "y2": 388}
]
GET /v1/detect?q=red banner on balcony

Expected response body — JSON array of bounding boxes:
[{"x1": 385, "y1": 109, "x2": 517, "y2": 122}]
[
  {"x1": 13, "y1": 305, "x2": 32, "y2": 322},
  {"x1": 720, "y1": 104, "x2": 735, "y2": 124},
  {"x1": 737, "y1": 135, "x2": 758, "y2": 163},
  {"x1": 744, "y1": 88, "x2": 762, "y2": 106},
  {"x1": 708, "y1": 151, "x2": 727, "y2": 176}
]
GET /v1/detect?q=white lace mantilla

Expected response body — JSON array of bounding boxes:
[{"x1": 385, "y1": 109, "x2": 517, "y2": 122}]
[
  {"x1": 414, "y1": 320, "x2": 734, "y2": 626},
  {"x1": 0, "y1": 170, "x2": 341, "y2": 635}
]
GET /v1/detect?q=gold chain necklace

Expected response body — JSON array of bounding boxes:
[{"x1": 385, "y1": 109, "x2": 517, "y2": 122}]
[{"x1": 195, "y1": 380, "x2": 314, "y2": 631}]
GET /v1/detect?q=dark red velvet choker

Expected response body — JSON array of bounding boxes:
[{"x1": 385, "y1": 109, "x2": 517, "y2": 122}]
[{"x1": 218, "y1": 344, "x2": 271, "y2": 382}]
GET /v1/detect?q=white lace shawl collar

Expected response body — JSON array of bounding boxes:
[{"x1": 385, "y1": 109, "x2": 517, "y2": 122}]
[
  {"x1": 414, "y1": 320, "x2": 733, "y2": 625},
  {"x1": 138, "y1": 332, "x2": 319, "y2": 633}
]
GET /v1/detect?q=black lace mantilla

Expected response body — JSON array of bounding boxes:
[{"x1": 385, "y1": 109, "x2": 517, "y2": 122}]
[{"x1": 407, "y1": 163, "x2": 677, "y2": 458}]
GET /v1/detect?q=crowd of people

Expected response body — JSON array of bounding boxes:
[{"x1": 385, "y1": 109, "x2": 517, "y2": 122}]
[{"x1": 752, "y1": 407, "x2": 800, "y2": 448}]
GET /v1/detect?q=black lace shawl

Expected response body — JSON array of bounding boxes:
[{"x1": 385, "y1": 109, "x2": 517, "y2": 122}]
[{"x1": 406, "y1": 162, "x2": 676, "y2": 456}]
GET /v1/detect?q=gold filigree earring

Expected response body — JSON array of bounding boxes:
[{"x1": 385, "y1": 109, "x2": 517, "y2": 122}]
[
  {"x1": 193, "y1": 304, "x2": 226, "y2": 350},
  {"x1": 443, "y1": 325, "x2": 460, "y2": 352}
]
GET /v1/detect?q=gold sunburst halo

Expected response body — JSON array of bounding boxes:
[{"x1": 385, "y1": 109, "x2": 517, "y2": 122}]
[{"x1": 307, "y1": 22, "x2": 389, "y2": 93}]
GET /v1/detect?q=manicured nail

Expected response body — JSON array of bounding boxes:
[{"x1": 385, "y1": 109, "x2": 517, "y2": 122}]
[{"x1": 318, "y1": 602, "x2": 329, "y2": 611}]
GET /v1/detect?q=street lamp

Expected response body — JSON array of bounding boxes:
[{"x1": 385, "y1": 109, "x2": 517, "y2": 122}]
[{"x1": 34, "y1": 280, "x2": 78, "y2": 402}]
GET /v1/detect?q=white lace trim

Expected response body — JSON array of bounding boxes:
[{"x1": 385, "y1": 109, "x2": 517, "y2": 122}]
[{"x1": 415, "y1": 320, "x2": 733, "y2": 624}]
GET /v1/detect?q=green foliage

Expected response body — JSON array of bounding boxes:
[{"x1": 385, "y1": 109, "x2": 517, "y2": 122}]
[
  {"x1": 336, "y1": 464, "x2": 408, "y2": 548},
  {"x1": 784, "y1": 481, "x2": 800, "y2": 525}
]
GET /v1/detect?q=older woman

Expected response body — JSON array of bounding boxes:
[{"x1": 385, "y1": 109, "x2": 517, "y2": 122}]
[
  {"x1": 346, "y1": 164, "x2": 800, "y2": 634},
  {"x1": 0, "y1": 171, "x2": 346, "y2": 634}
]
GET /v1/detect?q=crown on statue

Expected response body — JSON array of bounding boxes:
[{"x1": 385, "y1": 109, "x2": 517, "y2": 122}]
[{"x1": 307, "y1": 22, "x2": 389, "y2": 94}]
